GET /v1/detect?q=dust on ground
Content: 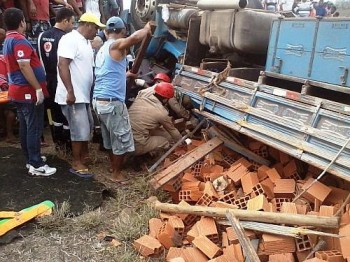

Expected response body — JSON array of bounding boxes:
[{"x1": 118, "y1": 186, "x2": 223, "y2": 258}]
[{"x1": 0, "y1": 136, "x2": 169, "y2": 262}]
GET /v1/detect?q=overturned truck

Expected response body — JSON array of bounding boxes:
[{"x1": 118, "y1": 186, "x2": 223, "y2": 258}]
[{"x1": 131, "y1": 1, "x2": 350, "y2": 181}]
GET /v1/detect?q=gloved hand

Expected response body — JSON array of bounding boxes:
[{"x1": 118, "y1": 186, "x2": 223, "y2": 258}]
[
  {"x1": 35, "y1": 88, "x2": 44, "y2": 105},
  {"x1": 135, "y1": 78, "x2": 146, "y2": 87}
]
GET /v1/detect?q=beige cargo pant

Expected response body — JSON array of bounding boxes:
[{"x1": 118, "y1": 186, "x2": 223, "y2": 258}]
[{"x1": 134, "y1": 127, "x2": 172, "y2": 156}]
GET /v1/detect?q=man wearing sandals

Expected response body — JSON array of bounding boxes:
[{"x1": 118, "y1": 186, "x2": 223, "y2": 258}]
[
  {"x1": 93, "y1": 17, "x2": 151, "y2": 183},
  {"x1": 55, "y1": 13, "x2": 105, "y2": 178}
]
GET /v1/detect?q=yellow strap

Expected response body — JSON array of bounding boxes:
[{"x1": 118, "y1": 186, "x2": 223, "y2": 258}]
[
  {"x1": 0, "y1": 205, "x2": 52, "y2": 236},
  {"x1": 0, "y1": 211, "x2": 18, "y2": 219}
]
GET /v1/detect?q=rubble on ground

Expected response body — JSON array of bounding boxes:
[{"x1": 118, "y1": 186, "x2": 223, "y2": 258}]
[{"x1": 133, "y1": 130, "x2": 350, "y2": 261}]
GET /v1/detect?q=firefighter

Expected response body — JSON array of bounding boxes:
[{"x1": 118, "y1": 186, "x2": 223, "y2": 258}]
[
  {"x1": 140, "y1": 72, "x2": 198, "y2": 129},
  {"x1": 128, "y1": 82, "x2": 182, "y2": 156}
]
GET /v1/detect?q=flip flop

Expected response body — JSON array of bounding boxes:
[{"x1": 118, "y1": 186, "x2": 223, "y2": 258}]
[{"x1": 69, "y1": 168, "x2": 94, "y2": 178}]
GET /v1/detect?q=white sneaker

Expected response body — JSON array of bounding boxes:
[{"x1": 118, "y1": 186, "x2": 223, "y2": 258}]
[
  {"x1": 28, "y1": 164, "x2": 56, "y2": 177},
  {"x1": 26, "y1": 156, "x2": 47, "y2": 169}
]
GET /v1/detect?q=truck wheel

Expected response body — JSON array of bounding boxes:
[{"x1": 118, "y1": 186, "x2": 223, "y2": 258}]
[{"x1": 130, "y1": 0, "x2": 157, "y2": 30}]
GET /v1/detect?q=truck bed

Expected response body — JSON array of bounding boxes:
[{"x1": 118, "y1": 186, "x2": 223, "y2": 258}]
[{"x1": 174, "y1": 65, "x2": 350, "y2": 181}]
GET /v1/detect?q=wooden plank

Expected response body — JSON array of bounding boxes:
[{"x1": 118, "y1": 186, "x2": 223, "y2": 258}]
[
  {"x1": 226, "y1": 211, "x2": 261, "y2": 262},
  {"x1": 152, "y1": 200, "x2": 340, "y2": 228},
  {"x1": 149, "y1": 137, "x2": 224, "y2": 190}
]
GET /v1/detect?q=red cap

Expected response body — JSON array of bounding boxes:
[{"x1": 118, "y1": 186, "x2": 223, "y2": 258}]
[
  {"x1": 154, "y1": 82, "x2": 174, "y2": 99},
  {"x1": 154, "y1": 73, "x2": 171, "y2": 83}
]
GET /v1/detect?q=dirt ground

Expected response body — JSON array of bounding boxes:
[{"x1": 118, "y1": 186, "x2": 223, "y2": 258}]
[{"x1": 0, "y1": 129, "x2": 169, "y2": 262}]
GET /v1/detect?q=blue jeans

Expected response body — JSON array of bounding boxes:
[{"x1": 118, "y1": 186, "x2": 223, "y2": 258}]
[{"x1": 15, "y1": 102, "x2": 45, "y2": 168}]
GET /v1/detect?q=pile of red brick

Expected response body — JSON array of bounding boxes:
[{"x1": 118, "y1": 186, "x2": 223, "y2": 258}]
[{"x1": 133, "y1": 140, "x2": 350, "y2": 261}]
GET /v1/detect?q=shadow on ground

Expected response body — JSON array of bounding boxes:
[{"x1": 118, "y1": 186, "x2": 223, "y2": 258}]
[{"x1": 0, "y1": 146, "x2": 106, "y2": 214}]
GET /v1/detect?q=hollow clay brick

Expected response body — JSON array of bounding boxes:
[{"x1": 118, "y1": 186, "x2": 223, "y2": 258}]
[
  {"x1": 296, "y1": 251, "x2": 311, "y2": 262},
  {"x1": 266, "y1": 168, "x2": 282, "y2": 183},
  {"x1": 226, "y1": 227, "x2": 256, "y2": 245},
  {"x1": 315, "y1": 250, "x2": 345, "y2": 262},
  {"x1": 280, "y1": 202, "x2": 298, "y2": 214},
  {"x1": 261, "y1": 234, "x2": 296, "y2": 255},
  {"x1": 133, "y1": 235, "x2": 164, "y2": 257},
  {"x1": 196, "y1": 193, "x2": 214, "y2": 206},
  {"x1": 250, "y1": 160, "x2": 261, "y2": 172},
  {"x1": 273, "y1": 163, "x2": 285, "y2": 178},
  {"x1": 234, "y1": 195, "x2": 251, "y2": 209},
  {"x1": 179, "y1": 189, "x2": 203, "y2": 202},
  {"x1": 176, "y1": 201, "x2": 196, "y2": 224},
  {"x1": 182, "y1": 172, "x2": 199, "y2": 182},
  {"x1": 208, "y1": 255, "x2": 230, "y2": 262},
  {"x1": 274, "y1": 179, "x2": 296, "y2": 198},
  {"x1": 283, "y1": 160, "x2": 301, "y2": 180},
  {"x1": 168, "y1": 216, "x2": 185, "y2": 237},
  {"x1": 182, "y1": 247, "x2": 208, "y2": 262},
  {"x1": 269, "y1": 253, "x2": 295, "y2": 262},
  {"x1": 339, "y1": 225, "x2": 350, "y2": 257},
  {"x1": 269, "y1": 147, "x2": 281, "y2": 162},
  {"x1": 233, "y1": 244, "x2": 245, "y2": 262},
  {"x1": 258, "y1": 165, "x2": 270, "y2": 181},
  {"x1": 149, "y1": 218, "x2": 163, "y2": 238},
  {"x1": 278, "y1": 151, "x2": 290, "y2": 165},
  {"x1": 157, "y1": 222, "x2": 182, "y2": 249},
  {"x1": 249, "y1": 141, "x2": 265, "y2": 151},
  {"x1": 324, "y1": 186, "x2": 350, "y2": 206},
  {"x1": 247, "y1": 194, "x2": 269, "y2": 211},
  {"x1": 301, "y1": 178, "x2": 332, "y2": 203},
  {"x1": 219, "y1": 191, "x2": 237, "y2": 205},
  {"x1": 226, "y1": 158, "x2": 251, "y2": 184},
  {"x1": 163, "y1": 176, "x2": 183, "y2": 192},
  {"x1": 296, "y1": 203, "x2": 308, "y2": 215},
  {"x1": 241, "y1": 172, "x2": 259, "y2": 195},
  {"x1": 166, "y1": 247, "x2": 184, "y2": 261},
  {"x1": 223, "y1": 244, "x2": 243, "y2": 262},
  {"x1": 295, "y1": 235, "x2": 312, "y2": 252},
  {"x1": 186, "y1": 222, "x2": 199, "y2": 243},
  {"x1": 170, "y1": 191, "x2": 180, "y2": 204},
  {"x1": 222, "y1": 232, "x2": 229, "y2": 248},
  {"x1": 197, "y1": 217, "x2": 219, "y2": 244},
  {"x1": 272, "y1": 198, "x2": 292, "y2": 212},
  {"x1": 160, "y1": 212, "x2": 172, "y2": 221},
  {"x1": 210, "y1": 165, "x2": 224, "y2": 174},
  {"x1": 268, "y1": 202, "x2": 277, "y2": 212},
  {"x1": 319, "y1": 205, "x2": 337, "y2": 217},
  {"x1": 261, "y1": 177, "x2": 275, "y2": 191},
  {"x1": 182, "y1": 181, "x2": 201, "y2": 191},
  {"x1": 192, "y1": 235, "x2": 222, "y2": 259},
  {"x1": 192, "y1": 161, "x2": 204, "y2": 178},
  {"x1": 251, "y1": 183, "x2": 275, "y2": 200}
]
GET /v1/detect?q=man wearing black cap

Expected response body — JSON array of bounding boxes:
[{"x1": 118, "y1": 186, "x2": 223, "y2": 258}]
[{"x1": 92, "y1": 17, "x2": 151, "y2": 183}]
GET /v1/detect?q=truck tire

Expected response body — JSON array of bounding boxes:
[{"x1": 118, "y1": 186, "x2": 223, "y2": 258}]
[
  {"x1": 234, "y1": 10, "x2": 280, "y2": 55},
  {"x1": 130, "y1": 0, "x2": 157, "y2": 30}
]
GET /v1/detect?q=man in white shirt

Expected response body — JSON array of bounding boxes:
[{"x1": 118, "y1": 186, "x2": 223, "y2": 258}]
[{"x1": 55, "y1": 12, "x2": 105, "y2": 177}]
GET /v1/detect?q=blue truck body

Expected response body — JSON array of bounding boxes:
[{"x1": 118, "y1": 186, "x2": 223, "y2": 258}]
[
  {"x1": 266, "y1": 18, "x2": 350, "y2": 92},
  {"x1": 173, "y1": 17, "x2": 350, "y2": 181}
]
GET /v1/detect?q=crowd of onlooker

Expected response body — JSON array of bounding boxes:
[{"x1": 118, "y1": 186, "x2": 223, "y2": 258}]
[
  {"x1": 263, "y1": 0, "x2": 339, "y2": 17},
  {"x1": 0, "y1": 0, "x2": 122, "y2": 37},
  {"x1": 0, "y1": 0, "x2": 121, "y2": 144},
  {"x1": 0, "y1": 2, "x2": 191, "y2": 183}
]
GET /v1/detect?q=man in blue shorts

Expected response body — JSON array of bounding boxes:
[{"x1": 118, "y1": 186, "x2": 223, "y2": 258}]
[{"x1": 93, "y1": 17, "x2": 151, "y2": 183}]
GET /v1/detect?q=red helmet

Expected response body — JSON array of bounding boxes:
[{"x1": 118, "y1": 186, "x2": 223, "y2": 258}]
[
  {"x1": 154, "y1": 82, "x2": 174, "y2": 99},
  {"x1": 154, "y1": 73, "x2": 171, "y2": 83}
]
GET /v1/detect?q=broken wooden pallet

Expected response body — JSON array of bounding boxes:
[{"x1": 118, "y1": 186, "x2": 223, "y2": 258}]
[{"x1": 149, "y1": 137, "x2": 224, "y2": 190}]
